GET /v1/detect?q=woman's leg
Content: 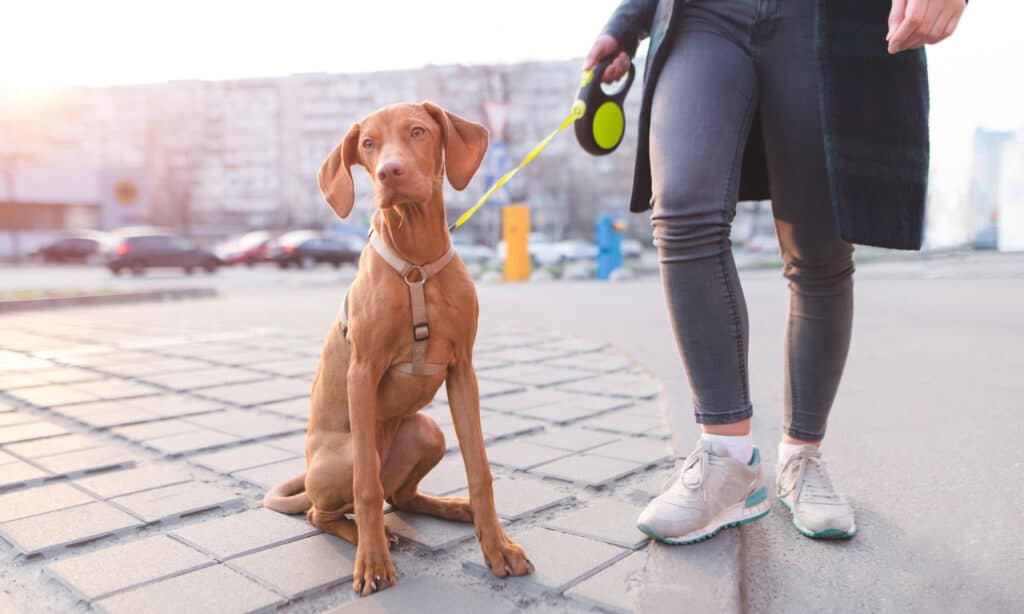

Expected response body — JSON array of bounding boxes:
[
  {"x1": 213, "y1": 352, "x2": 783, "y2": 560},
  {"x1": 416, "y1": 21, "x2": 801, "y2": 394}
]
[
  {"x1": 752, "y1": 0, "x2": 857, "y2": 538},
  {"x1": 638, "y1": 2, "x2": 773, "y2": 545},
  {"x1": 649, "y1": 20, "x2": 759, "y2": 435}
]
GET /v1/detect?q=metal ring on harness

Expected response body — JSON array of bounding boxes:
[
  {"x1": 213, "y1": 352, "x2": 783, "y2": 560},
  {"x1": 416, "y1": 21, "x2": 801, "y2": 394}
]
[{"x1": 403, "y1": 266, "x2": 427, "y2": 285}]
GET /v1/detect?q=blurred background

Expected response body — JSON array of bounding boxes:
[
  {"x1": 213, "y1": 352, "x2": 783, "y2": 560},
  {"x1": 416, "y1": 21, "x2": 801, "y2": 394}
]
[{"x1": 0, "y1": 0, "x2": 1020, "y2": 283}]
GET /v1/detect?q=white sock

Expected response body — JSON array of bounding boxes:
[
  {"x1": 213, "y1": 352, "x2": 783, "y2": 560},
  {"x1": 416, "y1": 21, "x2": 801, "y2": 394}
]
[
  {"x1": 778, "y1": 442, "x2": 809, "y2": 467},
  {"x1": 701, "y1": 433, "x2": 754, "y2": 464}
]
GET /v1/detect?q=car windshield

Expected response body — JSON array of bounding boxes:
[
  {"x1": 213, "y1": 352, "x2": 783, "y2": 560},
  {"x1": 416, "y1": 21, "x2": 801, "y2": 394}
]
[
  {"x1": 236, "y1": 231, "x2": 271, "y2": 248},
  {"x1": 278, "y1": 231, "x2": 319, "y2": 245}
]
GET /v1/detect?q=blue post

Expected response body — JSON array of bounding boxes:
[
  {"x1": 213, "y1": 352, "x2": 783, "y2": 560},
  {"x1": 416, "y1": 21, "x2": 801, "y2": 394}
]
[{"x1": 596, "y1": 214, "x2": 624, "y2": 280}]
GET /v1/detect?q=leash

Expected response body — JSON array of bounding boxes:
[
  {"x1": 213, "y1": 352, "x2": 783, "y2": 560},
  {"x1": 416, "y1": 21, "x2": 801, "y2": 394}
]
[{"x1": 449, "y1": 58, "x2": 635, "y2": 232}]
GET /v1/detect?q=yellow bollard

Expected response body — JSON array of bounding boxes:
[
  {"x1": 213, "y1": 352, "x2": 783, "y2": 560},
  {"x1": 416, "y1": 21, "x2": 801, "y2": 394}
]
[{"x1": 502, "y1": 204, "x2": 531, "y2": 282}]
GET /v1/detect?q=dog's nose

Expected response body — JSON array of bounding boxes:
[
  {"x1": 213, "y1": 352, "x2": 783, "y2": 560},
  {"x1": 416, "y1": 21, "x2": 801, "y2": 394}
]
[{"x1": 376, "y1": 160, "x2": 405, "y2": 183}]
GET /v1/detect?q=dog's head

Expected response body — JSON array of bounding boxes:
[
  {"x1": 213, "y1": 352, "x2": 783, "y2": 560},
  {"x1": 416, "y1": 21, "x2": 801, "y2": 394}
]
[{"x1": 318, "y1": 102, "x2": 489, "y2": 219}]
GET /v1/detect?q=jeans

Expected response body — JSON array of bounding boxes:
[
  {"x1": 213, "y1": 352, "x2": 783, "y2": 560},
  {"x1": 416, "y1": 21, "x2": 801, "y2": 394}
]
[{"x1": 649, "y1": 0, "x2": 854, "y2": 442}]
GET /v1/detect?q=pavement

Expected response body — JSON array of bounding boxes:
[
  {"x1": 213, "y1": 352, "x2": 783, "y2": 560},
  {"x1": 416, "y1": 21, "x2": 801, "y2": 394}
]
[{"x1": 1, "y1": 249, "x2": 1022, "y2": 613}]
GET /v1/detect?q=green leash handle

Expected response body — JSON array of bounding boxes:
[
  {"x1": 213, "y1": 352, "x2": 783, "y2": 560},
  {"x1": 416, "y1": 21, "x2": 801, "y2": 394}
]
[{"x1": 574, "y1": 57, "x2": 636, "y2": 156}]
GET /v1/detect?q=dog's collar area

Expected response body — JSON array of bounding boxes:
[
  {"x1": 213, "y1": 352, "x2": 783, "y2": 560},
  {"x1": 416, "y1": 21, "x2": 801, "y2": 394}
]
[{"x1": 340, "y1": 234, "x2": 454, "y2": 376}]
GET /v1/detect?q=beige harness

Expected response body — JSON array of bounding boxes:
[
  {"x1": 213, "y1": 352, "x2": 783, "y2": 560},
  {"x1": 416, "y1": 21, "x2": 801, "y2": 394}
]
[{"x1": 341, "y1": 234, "x2": 456, "y2": 376}]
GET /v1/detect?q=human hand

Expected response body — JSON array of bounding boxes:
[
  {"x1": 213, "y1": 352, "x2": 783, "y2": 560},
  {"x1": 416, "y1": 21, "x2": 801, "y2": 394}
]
[
  {"x1": 888, "y1": 0, "x2": 966, "y2": 54},
  {"x1": 584, "y1": 34, "x2": 630, "y2": 83}
]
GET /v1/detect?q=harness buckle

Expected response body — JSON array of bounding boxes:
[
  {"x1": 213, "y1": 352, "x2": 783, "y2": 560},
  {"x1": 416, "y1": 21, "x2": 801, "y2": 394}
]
[{"x1": 413, "y1": 322, "x2": 430, "y2": 341}]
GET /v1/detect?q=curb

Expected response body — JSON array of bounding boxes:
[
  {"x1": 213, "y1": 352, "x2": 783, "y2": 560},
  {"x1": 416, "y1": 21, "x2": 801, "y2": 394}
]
[{"x1": 0, "y1": 288, "x2": 218, "y2": 313}]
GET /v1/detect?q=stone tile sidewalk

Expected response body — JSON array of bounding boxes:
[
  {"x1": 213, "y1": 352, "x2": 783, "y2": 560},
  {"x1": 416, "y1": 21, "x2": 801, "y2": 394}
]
[{"x1": 0, "y1": 299, "x2": 676, "y2": 613}]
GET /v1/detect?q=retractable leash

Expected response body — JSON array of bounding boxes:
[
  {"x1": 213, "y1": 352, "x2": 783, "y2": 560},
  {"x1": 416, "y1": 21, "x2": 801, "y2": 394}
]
[{"x1": 449, "y1": 57, "x2": 636, "y2": 231}]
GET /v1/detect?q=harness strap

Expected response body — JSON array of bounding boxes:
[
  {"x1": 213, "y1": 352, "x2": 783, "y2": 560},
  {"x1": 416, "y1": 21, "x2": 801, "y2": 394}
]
[{"x1": 343, "y1": 234, "x2": 455, "y2": 376}]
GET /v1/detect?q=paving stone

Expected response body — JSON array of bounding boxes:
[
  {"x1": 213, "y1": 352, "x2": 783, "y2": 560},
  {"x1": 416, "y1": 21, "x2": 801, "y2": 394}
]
[
  {"x1": 464, "y1": 526, "x2": 626, "y2": 593},
  {"x1": 190, "y1": 443, "x2": 297, "y2": 473},
  {"x1": 135, "y1": 394, "x2": 224, "y2": 418},
  {"x1": 0, "y1": 502, "x2": 143, "y2": 555},
  {"x1": 481, "y1": 414, "x2": 545, "y2": 440},
  {"x1": 75, "y1": 465, "x2": 194, "y2": 499},
  {"x1": 258, "y1": 396, "x2": 310, "y2": 419},
  {"x1": 530, "y1": 453, "x2": 643, "y2": 487},
  {"x1": 629, "y1": 467, "x2": 677, "y2": 499},
  {"x1": 144, "y1": 428, "x2": 241, "y2": 455},
  {"x1": 522, "y1": 427, "x2": 620, "y2": 452},
  {"x1": 328, "y1": 575, "x2": 518, "y2": 614},
  {"x1": 565, "y1": 549, "x2": 647, "y2": 613},
  {"x1": 111, "y1": 418, "x2": 201, "y2": 442},
  {"x1": 476, "y1": 379, "x2": 526, "y2": 399},
  {"x1": 140, "y1": 367, "x2": 265, "y2": 391},
  {"x1": 198, "y1": 378, "x2": 309, "y2": 407},
  {"x1": 53, "y1": 399, "x2": 135, "y2": 419},
  {"x1": 481, "y1": 365, "x2": 594, "y2": 387},
  {"x1": 75, "y1": 406, "x2": 161, "y2": 429},
  {"x1": 0, "y1": 421, "x2": 69, "y2": 444},
  {"x1": 0, "y1": 482, "x2": 95, "y2": 523},
  {"x1": 583, "y1": 413, "x2": 667, "y2": 436},
  {"x1": 0, "y1": 461, "x2": 50, "y2": 489},
  {"x1": 545, "y1": 499, "x2": 650, "y2": 549},
  {"x1": 385, "y1": 510, "x2": 477, "y2": 551},
  {"x1": 187, "y1": 410, "x2": 305, "y2": 439},
  {"x1": 516, "y1": 403, "x2": 609, "y2": 424},
  {"x1": 96, "y1": 564, "x2": 284, "y2": 614},
  {"x1": 4, "y1": 433, "x2": 104, "y2": 458},
  {"x1": 485, "y1": 439, "x2": 573, "y2": 471},
  {"x1": 33, "y1": 446, "x2": 140, "y2": 476},
  {"x1": 172, "y1": 507, "x2": 318, "y2": 559},
  {"x1": 488, "y1": 347, "x2": 572, "y2": 364},
  {"x1": 479, "y1": 388, "x2": 577, "y2": 413},
  {"x1": 472, "y1": 355, "x2": 511, "y2": 371},
  {"x1": 46, "y1": 535, "x2": 212, "y2": 600},
  {"x1": 0, "y1": 411, "x2": 37, "y2": 427},
  {"x1": 559, "y1": 372, "x2": 659, "y2": 399},
  {"x1": 452, "y1": 477, "x2": 573, "y2": 521},
  {"x1": 588, "y1": 437, "x2": 673, "y2": 466},
  {"x1": 11, "y1": 384, "x2": 100, "y2": 407},
  {"x1": 97, "y1": 357, "x2": 211, "y2": 378},
  {"x1": 418, "y1": 457, "x2": 471, "y2": 496},
  {"x1": 542, "y1": 351, "x2": 634, "y2": 373},
  {"x1": 111, "y1": 481, "x2": 242, "y2": 523},
  {"x1": 535, "y1": 338, "x2": 611, "y2": 354},
  {"x1": 69, "y1": 380, "x2": 163, "y2": 401},
  {"x1": 249, "y1": 358, "x2": 316, "y2": 378},
  {"x1": 263, "y1": 433, "x2": 307, "y2": 455},
  {"x1": 0, "y1": 372, "x2": 49, "y2": 390},
  {"x1": 228, "y1": 534, "x2": 355, "y2": 598},
  {"x1": 233, "y1": 456, "x2": 306, "y2": 489}
]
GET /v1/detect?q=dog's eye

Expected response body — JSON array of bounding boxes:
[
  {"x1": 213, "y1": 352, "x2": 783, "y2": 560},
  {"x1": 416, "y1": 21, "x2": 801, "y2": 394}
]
[
  {"x1": 362, "y1": 138, "x2": 374, "y2": 150},
  {"x1": 411, "y1": 126, "x2": 426, "y2": 138}
]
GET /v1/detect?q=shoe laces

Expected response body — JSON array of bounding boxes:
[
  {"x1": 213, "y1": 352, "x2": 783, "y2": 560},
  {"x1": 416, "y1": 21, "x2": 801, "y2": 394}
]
[
  {"x1": 675, "y1": 441, "x2": 711, "y2": 501},
  {"x1": 777, "y1": 448, "x2": 839, "y2": 503}
]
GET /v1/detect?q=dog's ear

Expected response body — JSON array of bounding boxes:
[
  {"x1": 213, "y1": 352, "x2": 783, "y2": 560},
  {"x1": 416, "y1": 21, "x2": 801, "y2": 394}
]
[
  {"x1": 318, "y1": 123, "x2": 361, "y2": 219},
  {"x1": 422, "y1": 102, "x2": 489, "y2": 190}
]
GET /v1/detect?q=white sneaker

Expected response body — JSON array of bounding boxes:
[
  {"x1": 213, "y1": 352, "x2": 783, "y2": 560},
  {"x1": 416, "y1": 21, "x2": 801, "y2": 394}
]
[
  {"x1": 637, "y1": 439, "x2": 770, "y2": 544},
  {"x1": 776, "y1": 446, "x2": 856, "y2": 539}
]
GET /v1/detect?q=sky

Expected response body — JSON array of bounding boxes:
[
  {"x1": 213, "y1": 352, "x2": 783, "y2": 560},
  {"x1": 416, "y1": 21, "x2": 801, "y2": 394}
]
[{"x1": 1, "y1": 1, "x2": 1019, "y2": 205}]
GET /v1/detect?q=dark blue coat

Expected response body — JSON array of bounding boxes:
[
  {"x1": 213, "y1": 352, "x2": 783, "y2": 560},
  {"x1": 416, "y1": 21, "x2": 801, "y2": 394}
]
[{"x1": 604, "y1": 0, "x2": 931, "y2": 250}]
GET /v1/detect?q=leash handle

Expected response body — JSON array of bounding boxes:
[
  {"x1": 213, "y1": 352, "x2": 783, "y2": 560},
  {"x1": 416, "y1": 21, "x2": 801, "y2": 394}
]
[{"x1": 574, "y1": 57, "x2": 635, "y2": 156}]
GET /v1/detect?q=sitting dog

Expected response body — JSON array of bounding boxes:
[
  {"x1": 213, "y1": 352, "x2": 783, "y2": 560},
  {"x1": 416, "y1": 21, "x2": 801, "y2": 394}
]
[{"x1": 264, "y1": 102, "x2": 533, "y2": 595}]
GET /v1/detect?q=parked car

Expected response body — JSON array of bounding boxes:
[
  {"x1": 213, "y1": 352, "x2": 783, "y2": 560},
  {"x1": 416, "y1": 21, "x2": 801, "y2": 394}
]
[
  {"x1": 35, "y1": 232, "x2": 115, "y2": 264},
  {"x1": 452, "y1": 239, "x2": 495, "y2": 265},
  {"x1": 106, "y1": 233, "x2": 222, "y2": 276},
  {"x1": 621, "y1": 238, "x2": 646, "y2": 260},
  {"x1": 216, "y1": 230, "x2": 275, "y2": 266},
  {"x1": 270, "y1": 231, "x2": 363, "y2": 269}
]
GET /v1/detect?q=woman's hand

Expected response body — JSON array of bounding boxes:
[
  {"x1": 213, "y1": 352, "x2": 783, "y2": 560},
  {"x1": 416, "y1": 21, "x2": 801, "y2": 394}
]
[
  {"x1": 584, "y1": 34, "x2": 631, "y2": 83},
  {"x1": 888, "y1": 0, "x2": 966, "y2": 54}
]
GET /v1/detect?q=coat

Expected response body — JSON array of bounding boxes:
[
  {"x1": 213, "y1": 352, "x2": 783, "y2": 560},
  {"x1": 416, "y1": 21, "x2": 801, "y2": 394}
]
[{"x1": 603, "y1": 0, "x2": 931, "y2": 250}]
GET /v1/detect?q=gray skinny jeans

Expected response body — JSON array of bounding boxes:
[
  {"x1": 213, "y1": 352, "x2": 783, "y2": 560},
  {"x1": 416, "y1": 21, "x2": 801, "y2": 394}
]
[{"x1": 649, "y1": 0, "x2": 854, "y2": 442}]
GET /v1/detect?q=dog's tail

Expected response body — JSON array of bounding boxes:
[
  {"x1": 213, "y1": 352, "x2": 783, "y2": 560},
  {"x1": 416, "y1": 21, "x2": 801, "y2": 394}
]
[{"x1": 263, "y1": 473, "x2": 312, "y2": 514}]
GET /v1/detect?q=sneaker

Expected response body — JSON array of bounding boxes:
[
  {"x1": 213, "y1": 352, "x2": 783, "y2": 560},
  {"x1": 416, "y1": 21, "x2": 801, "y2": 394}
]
[
  {"x1": 637, "y1": 439, "x2": 770, "y2": 544},
  {"x1": 776, "y1": 446, "x2": 856, "y2": 539}
]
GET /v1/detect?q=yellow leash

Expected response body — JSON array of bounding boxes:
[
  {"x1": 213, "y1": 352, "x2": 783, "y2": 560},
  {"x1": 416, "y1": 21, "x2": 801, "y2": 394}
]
[{"x1": 449, "y1": 73, "x2": 592, "y2": 231}]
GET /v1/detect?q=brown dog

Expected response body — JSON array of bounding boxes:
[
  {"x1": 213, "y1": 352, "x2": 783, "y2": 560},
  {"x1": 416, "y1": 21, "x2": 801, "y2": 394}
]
[{"x1": 264, "y1": 102, "x2": 533, "y2": 595}]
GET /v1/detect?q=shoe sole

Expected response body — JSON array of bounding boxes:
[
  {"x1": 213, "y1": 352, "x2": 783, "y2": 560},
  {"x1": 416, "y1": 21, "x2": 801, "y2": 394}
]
[
  {"x1": 777, "y1": 496, "x2": 856, "y2": 540},
  {"x1": 638, "y1": 487, "x2": 771, "y2": 545}
]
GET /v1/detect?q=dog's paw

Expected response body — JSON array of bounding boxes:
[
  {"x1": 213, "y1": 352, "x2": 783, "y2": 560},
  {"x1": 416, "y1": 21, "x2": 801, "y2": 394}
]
[
  {"x1": 483, "y1": 537, "x2": 534, "y2": 578},
  {"x1": 352, "y1": 539, "x2": 397, "y2": 596}
]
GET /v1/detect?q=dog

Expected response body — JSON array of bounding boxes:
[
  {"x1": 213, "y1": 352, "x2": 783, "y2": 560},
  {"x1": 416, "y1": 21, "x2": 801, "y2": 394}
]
[{"x1": 264, "y1": 102, "x2": 533, "y2": 596}]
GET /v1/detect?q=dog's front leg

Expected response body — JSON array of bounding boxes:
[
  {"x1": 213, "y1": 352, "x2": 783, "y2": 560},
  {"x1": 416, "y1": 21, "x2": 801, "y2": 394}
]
[
  {"x1": 446, "y1": 359, "x2": 534, "y2": 577},
  {"x1": 347, "y1": 359, "x2": 395, "y2": 596}
]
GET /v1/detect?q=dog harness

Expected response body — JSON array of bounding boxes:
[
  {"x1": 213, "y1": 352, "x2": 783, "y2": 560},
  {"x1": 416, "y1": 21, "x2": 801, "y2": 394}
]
[{"x1": 341, "y1": 234, "x2": 456, "y2": 376}]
